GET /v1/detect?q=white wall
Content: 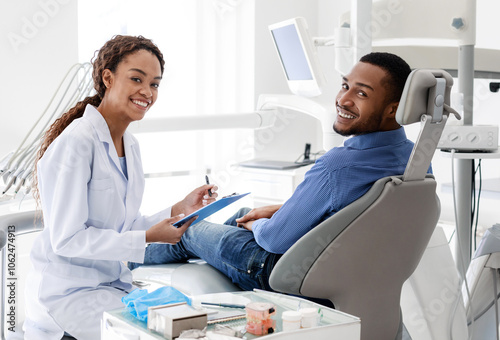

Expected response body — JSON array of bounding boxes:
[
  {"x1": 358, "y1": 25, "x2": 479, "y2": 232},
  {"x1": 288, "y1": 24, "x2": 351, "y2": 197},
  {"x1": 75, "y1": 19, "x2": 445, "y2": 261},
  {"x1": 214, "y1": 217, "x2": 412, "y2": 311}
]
[{"x1": 0, "y1": 0, "x2": 79, "y2": 158}]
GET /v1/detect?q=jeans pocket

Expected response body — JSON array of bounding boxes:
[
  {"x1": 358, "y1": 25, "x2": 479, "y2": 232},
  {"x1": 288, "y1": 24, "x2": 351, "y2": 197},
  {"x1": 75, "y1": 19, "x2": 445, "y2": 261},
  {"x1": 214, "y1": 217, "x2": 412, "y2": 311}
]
[{"x1": 246, "y1": 248, "x2": 271, "y2": 290}]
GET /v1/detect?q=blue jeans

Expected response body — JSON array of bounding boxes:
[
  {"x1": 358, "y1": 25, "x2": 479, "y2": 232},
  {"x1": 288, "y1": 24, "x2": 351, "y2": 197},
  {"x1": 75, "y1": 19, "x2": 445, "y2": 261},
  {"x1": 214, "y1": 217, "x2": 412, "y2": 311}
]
[{"x1": 128, "y1": 208, "x2": 281, "y2": 291}]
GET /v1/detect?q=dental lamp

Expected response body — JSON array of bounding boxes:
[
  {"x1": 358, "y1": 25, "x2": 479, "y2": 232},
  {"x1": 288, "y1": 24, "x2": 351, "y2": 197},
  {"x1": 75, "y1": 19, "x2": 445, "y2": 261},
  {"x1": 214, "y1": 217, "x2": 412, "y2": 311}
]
[{"x1": 256, "y1": 94, "x2": 340, "y2": 151}]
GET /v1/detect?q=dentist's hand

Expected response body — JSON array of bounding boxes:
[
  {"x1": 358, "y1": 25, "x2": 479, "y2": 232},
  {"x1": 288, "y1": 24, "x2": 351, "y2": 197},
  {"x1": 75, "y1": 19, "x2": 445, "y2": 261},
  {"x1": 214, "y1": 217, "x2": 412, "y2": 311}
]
[
  {"x1": 145, "y1": 215, "x2": 196, "y2": 244},
  {"x1": 236, "y1": 204, "x2": 282, "y2": 231},
  {"x1": 171, "y1": 184, "x2": 218, "y2": 217}
]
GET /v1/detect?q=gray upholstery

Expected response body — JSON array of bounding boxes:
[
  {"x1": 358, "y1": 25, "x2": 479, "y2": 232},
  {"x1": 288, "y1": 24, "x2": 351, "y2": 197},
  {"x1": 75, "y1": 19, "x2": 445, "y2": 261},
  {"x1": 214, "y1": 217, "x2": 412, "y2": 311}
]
[
  {"x1": 269, "y1": 175, "x2": 439, "y2": 340},
  {"x1": 396, "y1": 69, "x2": 455, "y2": 125},
  {"x1": 269, "y1": 69, "x2": 458, "y2": 340}
]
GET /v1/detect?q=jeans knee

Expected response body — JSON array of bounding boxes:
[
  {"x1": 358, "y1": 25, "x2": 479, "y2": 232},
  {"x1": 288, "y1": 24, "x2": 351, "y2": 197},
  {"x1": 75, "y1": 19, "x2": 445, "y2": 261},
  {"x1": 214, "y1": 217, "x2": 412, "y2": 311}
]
[
  {"x1": 224, "y1": 207, "x2": 252, "y2": 226},
  {"x1": 237, "y1": 207, "x2": 251, "y2": 216}
]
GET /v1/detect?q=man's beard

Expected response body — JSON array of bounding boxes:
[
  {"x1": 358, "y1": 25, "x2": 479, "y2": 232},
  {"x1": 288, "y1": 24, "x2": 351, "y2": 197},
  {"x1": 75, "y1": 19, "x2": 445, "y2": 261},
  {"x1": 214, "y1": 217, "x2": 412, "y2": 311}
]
[{"x1": 332, "y1": 113, "x2": 383, "y2": 137}]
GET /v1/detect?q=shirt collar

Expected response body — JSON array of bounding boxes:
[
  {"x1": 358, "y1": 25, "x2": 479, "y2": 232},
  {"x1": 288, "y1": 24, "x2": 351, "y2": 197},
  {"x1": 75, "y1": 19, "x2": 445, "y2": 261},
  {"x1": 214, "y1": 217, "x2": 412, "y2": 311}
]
[{"x1": 344, "y1": 127, "x2": 408, "y2": 150}]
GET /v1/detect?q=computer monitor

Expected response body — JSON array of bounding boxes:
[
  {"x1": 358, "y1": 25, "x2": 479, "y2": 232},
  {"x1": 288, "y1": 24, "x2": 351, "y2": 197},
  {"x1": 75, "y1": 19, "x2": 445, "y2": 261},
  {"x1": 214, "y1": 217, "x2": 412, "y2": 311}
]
[{"x1": 269, "y1": 17, "x2": 325, "y2": 97}]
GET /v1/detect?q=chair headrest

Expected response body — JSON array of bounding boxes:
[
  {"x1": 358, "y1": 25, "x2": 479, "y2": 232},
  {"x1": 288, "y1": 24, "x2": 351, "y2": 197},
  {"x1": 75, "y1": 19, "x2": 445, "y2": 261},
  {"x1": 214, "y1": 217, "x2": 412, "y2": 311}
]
[
  {"x1": 396, "y1": 69, "x2": 460, "y2": 181},
  {"x1": 396, "y1": 69, "x2": 458, "y2": 126}
]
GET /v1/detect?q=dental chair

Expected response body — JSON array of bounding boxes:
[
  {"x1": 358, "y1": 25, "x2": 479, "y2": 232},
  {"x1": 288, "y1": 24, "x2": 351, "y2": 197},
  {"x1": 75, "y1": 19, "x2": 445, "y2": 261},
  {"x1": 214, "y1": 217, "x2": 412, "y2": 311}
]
[{"x1": 268, "y1": 69, "x2": 459, "y2": 340}]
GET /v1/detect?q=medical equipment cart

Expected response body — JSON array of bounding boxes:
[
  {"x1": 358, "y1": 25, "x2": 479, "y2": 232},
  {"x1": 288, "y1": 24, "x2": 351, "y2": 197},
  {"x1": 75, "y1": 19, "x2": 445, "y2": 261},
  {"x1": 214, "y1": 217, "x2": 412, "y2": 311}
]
[{"x1": 102, "y1": 290, "x2": 360, "y2": 339}]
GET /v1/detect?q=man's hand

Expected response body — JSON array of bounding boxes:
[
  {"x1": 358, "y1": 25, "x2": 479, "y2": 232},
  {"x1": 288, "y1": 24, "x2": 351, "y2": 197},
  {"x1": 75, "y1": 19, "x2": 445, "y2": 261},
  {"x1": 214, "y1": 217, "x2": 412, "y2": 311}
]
[
  {"x1": 235, "y1": 204, "x2": 282, "y2": 231},
  {"x1": 171, "y1": 184, "x2": 218, "y2": 217}
]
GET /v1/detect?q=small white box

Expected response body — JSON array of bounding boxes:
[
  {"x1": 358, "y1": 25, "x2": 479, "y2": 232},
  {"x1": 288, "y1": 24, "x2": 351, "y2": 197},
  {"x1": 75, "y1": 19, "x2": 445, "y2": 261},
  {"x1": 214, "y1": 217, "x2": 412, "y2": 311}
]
[{"x1": 147, "y1": 302, "x2": 207, "y2": 338}]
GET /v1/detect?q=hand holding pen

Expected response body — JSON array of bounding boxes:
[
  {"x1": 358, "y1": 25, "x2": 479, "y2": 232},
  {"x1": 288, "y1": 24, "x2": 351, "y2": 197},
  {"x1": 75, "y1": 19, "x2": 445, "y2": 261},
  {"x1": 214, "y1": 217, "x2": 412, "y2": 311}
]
[
  {"x1": 171, "y1": 179, "x2": 217, "y2": 217},
  {"x1": 202, "y1": 175, "x2": 217, "y2": 206},
  {"x1": 205, "y1": 175, "x2": 213, "y2": 197}
]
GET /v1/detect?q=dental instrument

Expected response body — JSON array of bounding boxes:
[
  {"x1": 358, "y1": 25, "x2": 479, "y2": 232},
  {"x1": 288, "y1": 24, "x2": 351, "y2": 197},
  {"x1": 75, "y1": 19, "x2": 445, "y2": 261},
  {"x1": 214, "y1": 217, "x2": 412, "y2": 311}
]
[{"x1": 0, "y1": 62, "x2": 93, "y2": 200}]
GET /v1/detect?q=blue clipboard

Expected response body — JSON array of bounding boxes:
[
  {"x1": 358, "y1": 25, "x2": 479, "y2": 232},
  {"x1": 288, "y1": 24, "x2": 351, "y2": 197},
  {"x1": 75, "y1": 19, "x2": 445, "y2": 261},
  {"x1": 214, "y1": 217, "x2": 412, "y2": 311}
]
[{"x1": 173, "y1": 192, "x2": 251, "y2": 227}]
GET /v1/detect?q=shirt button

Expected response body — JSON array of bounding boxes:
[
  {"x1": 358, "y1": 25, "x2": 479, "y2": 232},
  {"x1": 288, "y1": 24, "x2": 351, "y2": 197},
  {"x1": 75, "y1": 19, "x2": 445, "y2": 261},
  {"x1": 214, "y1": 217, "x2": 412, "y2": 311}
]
[{"x1": 247, "y1": 270, "x2": 251, "y2": 274}]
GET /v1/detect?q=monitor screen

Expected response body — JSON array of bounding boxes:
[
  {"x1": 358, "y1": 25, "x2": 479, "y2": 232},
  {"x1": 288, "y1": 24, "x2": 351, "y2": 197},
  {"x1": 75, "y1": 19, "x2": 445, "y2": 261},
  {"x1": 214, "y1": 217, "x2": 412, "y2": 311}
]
[
  {"x1": 269, "y1": 17, "x2": 324, "y2": 97},
  {"x1": 271, "y1": 24, "x2": 313, "y2": 81}
]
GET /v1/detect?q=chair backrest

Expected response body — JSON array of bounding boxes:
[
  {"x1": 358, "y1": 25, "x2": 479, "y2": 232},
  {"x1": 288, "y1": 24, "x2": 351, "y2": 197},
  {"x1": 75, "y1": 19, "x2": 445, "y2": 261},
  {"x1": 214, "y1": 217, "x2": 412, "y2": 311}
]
[{"x1": 269, "y1": 69, "x2": 459, "y2": 340}]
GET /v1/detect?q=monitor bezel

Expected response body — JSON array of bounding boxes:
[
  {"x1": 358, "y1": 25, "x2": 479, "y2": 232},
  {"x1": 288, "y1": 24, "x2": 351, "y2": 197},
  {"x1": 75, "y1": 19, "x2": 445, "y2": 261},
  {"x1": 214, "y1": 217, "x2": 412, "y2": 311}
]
[{"x1": 269, "y1": 17, "x2": 325, "y2": 97}]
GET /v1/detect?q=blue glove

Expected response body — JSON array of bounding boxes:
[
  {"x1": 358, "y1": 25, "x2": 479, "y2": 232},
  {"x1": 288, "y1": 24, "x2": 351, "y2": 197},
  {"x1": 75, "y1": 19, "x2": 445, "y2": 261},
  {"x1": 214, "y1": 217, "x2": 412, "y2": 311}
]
[{"x1": 122, "y1": 286, "x2": 191, "y2": 321}]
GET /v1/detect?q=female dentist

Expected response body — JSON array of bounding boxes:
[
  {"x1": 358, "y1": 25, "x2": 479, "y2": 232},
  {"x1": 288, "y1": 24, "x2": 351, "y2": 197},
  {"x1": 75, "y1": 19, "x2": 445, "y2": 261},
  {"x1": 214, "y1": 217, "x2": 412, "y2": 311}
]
[{"x1": 23, "y1": 35, "x2": 216, "y2": 340}]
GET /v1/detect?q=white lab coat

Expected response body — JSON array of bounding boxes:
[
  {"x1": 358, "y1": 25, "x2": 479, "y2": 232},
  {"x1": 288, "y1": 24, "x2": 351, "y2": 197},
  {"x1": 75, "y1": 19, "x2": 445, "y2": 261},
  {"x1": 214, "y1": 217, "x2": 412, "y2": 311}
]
[{"x1": 24, "y1": 105, "x2": 171, "y2": 339}]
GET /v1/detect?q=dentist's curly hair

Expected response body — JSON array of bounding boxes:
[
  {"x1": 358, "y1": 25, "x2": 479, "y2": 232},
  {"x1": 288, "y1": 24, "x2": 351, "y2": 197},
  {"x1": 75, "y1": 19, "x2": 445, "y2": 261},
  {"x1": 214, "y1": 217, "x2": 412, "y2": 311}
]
[{"x1": 33, "y1": 35, "x2": 165, "y2": 206}]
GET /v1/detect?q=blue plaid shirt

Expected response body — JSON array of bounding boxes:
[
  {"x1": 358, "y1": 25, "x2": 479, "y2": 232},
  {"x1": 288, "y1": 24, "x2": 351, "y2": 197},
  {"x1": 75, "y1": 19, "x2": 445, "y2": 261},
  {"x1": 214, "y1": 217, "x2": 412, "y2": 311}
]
[{"x1": 252, "y1": 127, "x2": 420, "y2": 254}]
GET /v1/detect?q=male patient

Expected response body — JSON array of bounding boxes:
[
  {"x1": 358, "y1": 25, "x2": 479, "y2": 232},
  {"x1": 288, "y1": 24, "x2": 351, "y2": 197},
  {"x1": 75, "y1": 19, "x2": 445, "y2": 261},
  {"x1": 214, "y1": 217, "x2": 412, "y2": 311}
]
[{"x1": 129, "y1": 52, "x2": 415, "y2": 291}]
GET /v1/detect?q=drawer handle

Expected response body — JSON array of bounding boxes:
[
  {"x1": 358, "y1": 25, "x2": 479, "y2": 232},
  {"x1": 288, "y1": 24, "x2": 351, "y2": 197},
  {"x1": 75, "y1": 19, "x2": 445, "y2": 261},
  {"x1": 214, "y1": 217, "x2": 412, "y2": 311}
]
[{"x1": 104, "y1": 319, "x2": 140, "y2": 340}]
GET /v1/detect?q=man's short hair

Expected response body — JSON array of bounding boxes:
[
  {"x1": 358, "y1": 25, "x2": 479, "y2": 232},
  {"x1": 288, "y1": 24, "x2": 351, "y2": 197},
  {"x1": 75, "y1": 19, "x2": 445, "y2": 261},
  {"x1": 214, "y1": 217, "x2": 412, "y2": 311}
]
[{"x1": 359, "y1": 52, "x2": 411, "y2": 104}]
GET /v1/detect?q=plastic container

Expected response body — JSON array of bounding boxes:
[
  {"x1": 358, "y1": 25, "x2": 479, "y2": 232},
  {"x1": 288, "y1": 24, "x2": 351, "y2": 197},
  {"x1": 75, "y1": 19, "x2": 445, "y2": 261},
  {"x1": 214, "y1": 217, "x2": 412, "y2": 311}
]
[
  {"x1": 245, "y1": 302, "x2": 276, "y2": 335},
  {"x1": 281, "y1": 311, "x2": 302, "y2": 332},
  {"x1": 300, "y1": 308, "x2": 319, "y2": 328}
]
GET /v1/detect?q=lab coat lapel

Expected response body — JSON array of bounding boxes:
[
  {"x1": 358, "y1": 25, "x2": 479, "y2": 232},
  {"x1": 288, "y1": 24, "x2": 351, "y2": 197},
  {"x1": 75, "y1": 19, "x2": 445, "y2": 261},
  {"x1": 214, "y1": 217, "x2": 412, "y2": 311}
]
[
  {"x1": 122, "y1": 132, "x2": 143, "y2": 226},
  {"x1": 123, "y1": 132, "x2": 134, "y2": 194}
]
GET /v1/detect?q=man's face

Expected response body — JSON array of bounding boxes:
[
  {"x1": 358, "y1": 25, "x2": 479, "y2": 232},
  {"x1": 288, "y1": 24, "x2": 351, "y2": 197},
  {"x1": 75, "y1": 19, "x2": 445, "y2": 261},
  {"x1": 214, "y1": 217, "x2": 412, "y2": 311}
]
[{"x1": 333, "y1": 62, "x2": 397, "y2": 137}]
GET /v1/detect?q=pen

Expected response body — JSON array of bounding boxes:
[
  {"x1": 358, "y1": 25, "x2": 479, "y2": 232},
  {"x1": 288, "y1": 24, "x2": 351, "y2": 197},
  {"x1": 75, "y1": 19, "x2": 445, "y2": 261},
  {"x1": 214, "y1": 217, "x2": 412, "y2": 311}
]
[
  {"x1": 205, "y1": 175, "x2": 212, "y2": 197},
  {"x1": 201, "y1": 302, "x2": 246, "y2": 309}
]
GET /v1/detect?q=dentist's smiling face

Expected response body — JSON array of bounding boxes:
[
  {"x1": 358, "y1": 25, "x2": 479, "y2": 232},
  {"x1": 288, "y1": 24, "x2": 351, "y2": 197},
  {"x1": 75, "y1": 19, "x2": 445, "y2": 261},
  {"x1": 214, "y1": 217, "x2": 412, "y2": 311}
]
[
  {"x1": 333, "y1": 61, "x2": 399, "y2": 137},
  {"x1": 101, "y1": 49, "x2": 162, "y2": 124}
]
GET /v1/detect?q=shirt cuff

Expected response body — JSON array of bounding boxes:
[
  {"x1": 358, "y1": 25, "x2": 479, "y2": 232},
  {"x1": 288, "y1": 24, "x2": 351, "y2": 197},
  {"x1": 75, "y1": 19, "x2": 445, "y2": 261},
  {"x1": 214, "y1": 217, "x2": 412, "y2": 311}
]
[
  {"x1": 128, "y1": 230, "x2": 147, "y2": 263},
  {"x1": 251, "y1": 218, "x2": 268, "y2": 240}
]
